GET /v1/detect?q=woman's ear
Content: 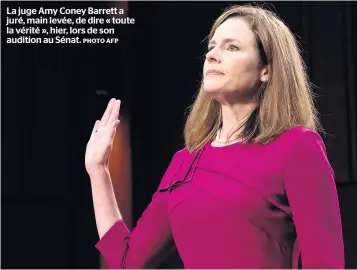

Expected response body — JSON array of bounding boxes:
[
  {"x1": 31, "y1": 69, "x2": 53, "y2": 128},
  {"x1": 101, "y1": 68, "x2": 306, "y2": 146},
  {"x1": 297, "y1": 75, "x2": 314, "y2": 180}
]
[{"x1": 260, "y1": 66, "x2": 269, "y2": 83}]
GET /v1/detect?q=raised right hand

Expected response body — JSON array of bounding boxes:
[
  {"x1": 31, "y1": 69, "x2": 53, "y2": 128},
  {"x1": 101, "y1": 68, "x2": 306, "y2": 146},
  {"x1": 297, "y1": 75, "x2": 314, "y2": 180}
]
[{"x1": 85, "y1": 98, "x2": 121, "y2": 175}]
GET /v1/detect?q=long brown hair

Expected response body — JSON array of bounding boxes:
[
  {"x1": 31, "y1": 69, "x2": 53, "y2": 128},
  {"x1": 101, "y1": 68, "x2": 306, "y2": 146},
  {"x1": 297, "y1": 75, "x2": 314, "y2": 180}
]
[{"x1": 184, "y1": 4, "x2": 323, "y2": 153}]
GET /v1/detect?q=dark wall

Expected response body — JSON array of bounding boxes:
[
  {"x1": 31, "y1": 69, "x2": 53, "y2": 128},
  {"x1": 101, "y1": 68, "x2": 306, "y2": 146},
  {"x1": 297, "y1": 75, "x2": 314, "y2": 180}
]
[{"x1": 2, "y1": 1, "x2": 356, "y2": 268}]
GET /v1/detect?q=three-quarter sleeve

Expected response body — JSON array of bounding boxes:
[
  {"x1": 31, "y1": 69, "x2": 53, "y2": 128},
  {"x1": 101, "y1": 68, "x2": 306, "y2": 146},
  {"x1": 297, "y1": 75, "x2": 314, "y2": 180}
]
[
  {"x1": 95, "y1": 150, "x2": 186, "y2": 269},
  {"x1": 284, "y1": 130, "x2": 344, "y2": 269}
]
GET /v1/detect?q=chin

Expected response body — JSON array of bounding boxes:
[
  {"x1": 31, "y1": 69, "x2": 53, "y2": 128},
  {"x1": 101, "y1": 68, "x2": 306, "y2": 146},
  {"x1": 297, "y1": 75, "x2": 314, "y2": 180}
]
[
  {"x1": 203, "y1": 75, "x2": 228, "y2": 92},
  {"x1": 203, "y1": 80, "x2": 224, "y2": 93},
  {"x1": 203, "y1": 88, "x2": 226, "y2": 101}
]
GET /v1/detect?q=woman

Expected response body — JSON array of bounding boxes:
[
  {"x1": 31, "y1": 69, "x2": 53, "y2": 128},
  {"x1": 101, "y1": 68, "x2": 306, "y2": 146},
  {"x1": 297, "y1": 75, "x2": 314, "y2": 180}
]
[{"x1": 85, "y1": 4, "x2": 344, "y2": 269}]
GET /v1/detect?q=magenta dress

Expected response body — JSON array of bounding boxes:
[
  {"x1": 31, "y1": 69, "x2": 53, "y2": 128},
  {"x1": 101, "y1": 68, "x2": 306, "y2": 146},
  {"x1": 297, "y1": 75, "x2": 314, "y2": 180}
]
[{"x1": 95, "y1": 127, "x2": 344, "y2": 269}]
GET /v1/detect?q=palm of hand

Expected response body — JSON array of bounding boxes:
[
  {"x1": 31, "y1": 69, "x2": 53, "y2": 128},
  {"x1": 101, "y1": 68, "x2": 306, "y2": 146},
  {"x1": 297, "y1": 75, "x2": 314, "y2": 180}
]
[{"x1": 85, "y1": 98, "x2": 121, "y2": 174}]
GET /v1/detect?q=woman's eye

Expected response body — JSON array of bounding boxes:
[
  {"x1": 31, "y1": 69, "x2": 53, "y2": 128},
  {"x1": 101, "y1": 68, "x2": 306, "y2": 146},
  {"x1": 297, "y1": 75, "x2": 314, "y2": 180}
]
[
  {"x1": 227, "y1": 44, "x2": 239, "y2": 51},
  {"x1": 207, "y1": 46, "x2": 214, "y2": 52}
]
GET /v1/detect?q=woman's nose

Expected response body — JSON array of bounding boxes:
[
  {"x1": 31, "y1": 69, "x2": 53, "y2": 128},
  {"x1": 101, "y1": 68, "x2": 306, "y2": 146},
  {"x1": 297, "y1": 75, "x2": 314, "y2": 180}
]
[{"x1": 206, "y1": 48, "x2": 221, "y2": 63}]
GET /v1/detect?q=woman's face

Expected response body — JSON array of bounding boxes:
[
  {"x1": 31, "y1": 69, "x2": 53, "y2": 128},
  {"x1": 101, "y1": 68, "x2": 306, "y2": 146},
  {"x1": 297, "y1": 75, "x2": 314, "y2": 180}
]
[{"x1": 203, "y1": 17, "x2": 268, "y2": 103}]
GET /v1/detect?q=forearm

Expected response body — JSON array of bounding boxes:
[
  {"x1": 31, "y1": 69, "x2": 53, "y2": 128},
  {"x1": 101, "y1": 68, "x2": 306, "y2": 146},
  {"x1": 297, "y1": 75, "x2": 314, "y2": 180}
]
[
  {"x1": 94, "y1": 150, "x2": 184, "y2": 269},
  {"x1": 90, "y1": 168, "x2": 123, "y2": 239}
]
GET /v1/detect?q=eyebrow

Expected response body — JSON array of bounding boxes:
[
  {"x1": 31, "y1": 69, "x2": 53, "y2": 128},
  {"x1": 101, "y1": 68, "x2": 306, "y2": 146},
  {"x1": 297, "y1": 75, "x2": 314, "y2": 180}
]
[{"x1": 208, "y1": 38, "x2": 242, "y2": 47}]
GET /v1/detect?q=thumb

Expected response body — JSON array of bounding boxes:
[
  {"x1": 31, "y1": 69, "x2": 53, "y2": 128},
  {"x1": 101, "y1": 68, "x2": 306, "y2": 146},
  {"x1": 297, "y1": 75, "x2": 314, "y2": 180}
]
[{"x1": 110, "y1": 120, "x2": 120, "y2": 139}]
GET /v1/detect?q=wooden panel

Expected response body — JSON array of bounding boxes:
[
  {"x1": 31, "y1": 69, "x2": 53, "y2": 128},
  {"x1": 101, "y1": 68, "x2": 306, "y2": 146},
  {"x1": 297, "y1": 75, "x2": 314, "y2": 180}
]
[
  {"x1": 307, "y1": 2, "x2": 351, "y2": 184},
  {"x1": 2, "y1": 45, "x2": 31, "y2": 197},
  {"x1": 338, "y1": 185, "x2": 357, "y2": 268},
  {"x1": 26, "y1": 47, "x2": 70, "y2": 199},
  {"x1": 2, "y1": 203, "x2": 70, "y2": 268},
  {"x1": 347, "y1": 2, "x2": 357, "y2": 183}
]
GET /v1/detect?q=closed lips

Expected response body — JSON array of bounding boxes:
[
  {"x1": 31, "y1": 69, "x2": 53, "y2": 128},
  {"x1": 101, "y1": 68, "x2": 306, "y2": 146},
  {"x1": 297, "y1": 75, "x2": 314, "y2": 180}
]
[{"x1": 206, "y1": 69, "x2": 224, "y2": 75}]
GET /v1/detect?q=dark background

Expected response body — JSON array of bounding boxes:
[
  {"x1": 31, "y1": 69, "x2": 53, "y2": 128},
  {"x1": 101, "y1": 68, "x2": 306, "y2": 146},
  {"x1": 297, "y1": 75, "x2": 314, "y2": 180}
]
[{"x1": 2, "y1": 1, "x2": 357, "y2": 268}]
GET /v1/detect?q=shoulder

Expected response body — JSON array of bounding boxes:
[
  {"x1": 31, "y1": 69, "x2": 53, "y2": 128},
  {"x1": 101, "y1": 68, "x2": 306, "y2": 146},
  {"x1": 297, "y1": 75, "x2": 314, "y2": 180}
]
[
  {"x1": 278, "y1": 126, "x2": 327, "y2": 153},
  {"x1": 279, "y1": 127, "x2": 332, "y2": 172},
  {"x1": 268, "y1": 126, "x2": 330, "y2": 170},
  {"x1": 171, "y1": 147, "x2": 190, "y2": 163},
  {"x1": 281, "y1": 127, "x2": 335, "y2": 189}
]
